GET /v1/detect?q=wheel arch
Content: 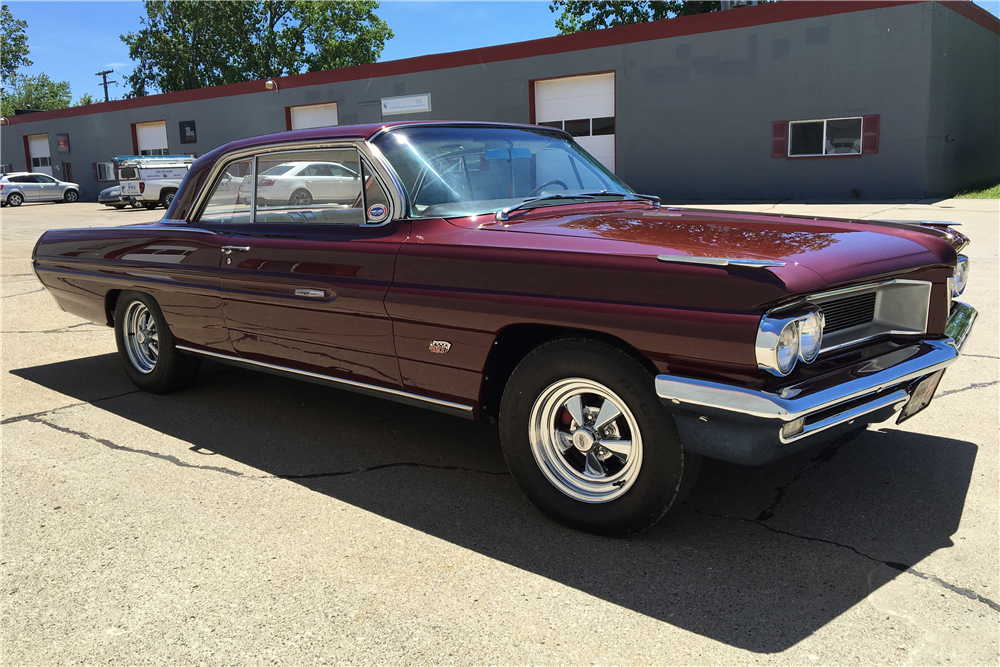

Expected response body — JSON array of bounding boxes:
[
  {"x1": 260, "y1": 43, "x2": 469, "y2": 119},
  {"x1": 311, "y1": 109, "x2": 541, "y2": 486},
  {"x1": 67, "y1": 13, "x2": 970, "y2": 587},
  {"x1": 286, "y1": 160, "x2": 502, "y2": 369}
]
[{"x1": 478, "y1": 323, "x2": 658, "y2": 420}]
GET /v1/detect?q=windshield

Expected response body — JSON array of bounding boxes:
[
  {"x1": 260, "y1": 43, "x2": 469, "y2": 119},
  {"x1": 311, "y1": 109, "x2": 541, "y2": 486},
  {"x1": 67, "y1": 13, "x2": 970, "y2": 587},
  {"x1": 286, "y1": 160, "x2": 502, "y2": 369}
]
[{"x1": 372, "y1": 126, "x2": 634, "y2": 218}]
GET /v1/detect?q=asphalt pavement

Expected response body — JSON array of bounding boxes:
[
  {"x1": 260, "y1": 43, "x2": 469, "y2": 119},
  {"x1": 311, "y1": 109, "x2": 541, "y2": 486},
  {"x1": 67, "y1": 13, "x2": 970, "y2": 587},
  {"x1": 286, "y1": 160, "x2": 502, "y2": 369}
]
[{"x1": 2, "y1": 198, "x2": 997, "y2": 665}]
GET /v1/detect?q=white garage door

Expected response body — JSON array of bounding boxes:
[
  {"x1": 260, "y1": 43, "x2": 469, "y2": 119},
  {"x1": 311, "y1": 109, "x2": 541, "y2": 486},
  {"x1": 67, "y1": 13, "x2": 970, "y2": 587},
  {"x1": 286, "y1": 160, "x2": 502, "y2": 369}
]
[
  {"x1": 28, "y1": 134, "x2": 52, "y2": 175},
  {"x1": 290, "y1": 102, "x2": 339, "y2": 130},
  {"x1": 136, "y1": 121, "x2": 169, "y2": 155},
  {"x1": 535, "y1": 73, "x2": 615, "y2": 172}
]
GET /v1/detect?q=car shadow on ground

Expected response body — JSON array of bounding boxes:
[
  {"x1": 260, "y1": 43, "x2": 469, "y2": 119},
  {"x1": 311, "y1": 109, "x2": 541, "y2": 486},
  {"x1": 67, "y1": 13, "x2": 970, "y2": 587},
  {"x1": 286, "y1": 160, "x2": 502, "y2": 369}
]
[{"x1": 10, "y1": 355, "x2": 977, "y2": 653}]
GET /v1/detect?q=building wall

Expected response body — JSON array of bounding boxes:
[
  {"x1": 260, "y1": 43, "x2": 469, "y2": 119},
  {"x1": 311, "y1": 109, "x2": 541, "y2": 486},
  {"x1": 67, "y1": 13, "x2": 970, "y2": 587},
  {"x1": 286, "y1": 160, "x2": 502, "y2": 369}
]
[
  {"x1": 925, "y1": 2, "x2": 1000, "y2": 197},
  {"x1": 1, "y1": 2, "x2": 996, "y2": 202}
]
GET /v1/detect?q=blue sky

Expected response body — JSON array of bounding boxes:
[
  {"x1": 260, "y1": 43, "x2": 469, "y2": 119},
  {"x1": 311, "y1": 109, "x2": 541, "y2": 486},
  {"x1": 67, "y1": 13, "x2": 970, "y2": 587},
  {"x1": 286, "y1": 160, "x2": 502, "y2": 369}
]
[{"x1": 5, "y1": 0, "x2": 1000, "y2": 103}]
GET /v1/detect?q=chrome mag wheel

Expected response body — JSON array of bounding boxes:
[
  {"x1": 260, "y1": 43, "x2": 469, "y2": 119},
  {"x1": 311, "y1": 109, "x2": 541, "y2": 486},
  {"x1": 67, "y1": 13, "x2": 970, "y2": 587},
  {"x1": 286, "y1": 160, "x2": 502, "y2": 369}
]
[
  {"x1": 528, "y1": 377, "x2": 643, "y2": 503},
  {"x1": 123, "y1": 300, "x2": 159, "y2": 374}
]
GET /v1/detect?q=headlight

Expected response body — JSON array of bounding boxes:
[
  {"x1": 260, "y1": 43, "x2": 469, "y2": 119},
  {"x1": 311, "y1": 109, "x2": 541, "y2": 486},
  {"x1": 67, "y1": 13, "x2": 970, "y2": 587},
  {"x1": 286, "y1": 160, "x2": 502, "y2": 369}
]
[
  {"x1": 756, "y1": 307, "x2": 824, "y2": 377},
  {"x1": 797, "y1": 309, "x2": 824, "y2": 363},
  {"x1": 953, "y1": 255, "x2": 969, "y2": 296}
]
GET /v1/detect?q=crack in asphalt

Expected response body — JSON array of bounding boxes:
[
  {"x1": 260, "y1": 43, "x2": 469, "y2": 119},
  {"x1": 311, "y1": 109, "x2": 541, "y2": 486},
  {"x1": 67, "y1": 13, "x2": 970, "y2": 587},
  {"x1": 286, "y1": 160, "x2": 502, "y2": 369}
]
[
  {"x1": 26, "y1": 415, "x2": 245, "y2": 477},
  {"x1": 688, "y1": 507, "x2": 1000, "y2": 613},
  {"x1": 755, "y1": 433, "x2": 855, "y2": 522},
  {"x1": 935, "y1": 380, "x2": 999, "y2": 399},
  {"x1": 0, "y1": 389, "x2": 145, "y2": 425},
  {"x1": 1, "y1": 287, "x2": 44, "y2": 299},
  {"x1": 1, "y1": 322, "x2": 105, "y2": 335},
  {"x1": 962, "y1": 353, "x2": 999, "y2": 360}
]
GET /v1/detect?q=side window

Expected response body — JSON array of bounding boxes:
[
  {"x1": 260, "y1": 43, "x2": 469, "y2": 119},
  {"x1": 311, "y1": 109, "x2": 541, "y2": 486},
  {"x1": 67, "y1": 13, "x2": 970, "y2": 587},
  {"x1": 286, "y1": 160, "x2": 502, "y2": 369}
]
[
  {"x1": 36, "y1": 174, "x2": 57, "y2": 184},
  {"x1": 254, "y1": 148, "x2": 364, "y2": 225},
  {"x1": 200, "y1": 158, "x2": 252, "y2": 224}
]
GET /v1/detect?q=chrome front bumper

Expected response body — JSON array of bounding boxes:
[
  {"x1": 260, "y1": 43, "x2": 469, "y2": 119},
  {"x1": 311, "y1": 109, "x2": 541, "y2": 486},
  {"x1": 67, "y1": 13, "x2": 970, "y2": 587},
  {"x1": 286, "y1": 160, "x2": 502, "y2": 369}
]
[{"x1": 657, "y1": 302, "x2": 977, "y2": 465}]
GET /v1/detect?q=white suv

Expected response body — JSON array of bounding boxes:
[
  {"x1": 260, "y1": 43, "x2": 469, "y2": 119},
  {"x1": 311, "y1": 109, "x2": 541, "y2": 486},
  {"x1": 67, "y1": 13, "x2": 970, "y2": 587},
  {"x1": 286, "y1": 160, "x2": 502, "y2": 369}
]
[{"x1": 1, "y1": 173, "x2": 81, "y2": 207}]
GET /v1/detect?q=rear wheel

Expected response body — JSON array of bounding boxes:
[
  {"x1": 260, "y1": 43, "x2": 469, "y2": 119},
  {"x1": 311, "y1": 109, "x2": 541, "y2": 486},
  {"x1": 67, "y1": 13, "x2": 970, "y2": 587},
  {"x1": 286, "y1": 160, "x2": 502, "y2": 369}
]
[
  {"x1": 7, "y1": 192, "x2": 23, "y2": 207},
  {"x1": 500, "y1": 338, "x2": 699, "y2": 536},
  {"x1": 114, "y1": 291, "x2": 200, "y2": 393},
  {"x1": 289, "y1": 189, "x2": 313, "y2": 206},
  {"x1": 161, "y1": 190, "x2": 176, "y2": 208}
]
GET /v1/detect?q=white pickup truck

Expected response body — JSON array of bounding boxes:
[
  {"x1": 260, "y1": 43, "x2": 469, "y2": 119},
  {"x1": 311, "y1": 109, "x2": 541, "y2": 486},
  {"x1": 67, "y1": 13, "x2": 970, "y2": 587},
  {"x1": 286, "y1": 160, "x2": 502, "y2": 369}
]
[{"x1": 115, "y1": 155, "x2": 194, "y2": 210}]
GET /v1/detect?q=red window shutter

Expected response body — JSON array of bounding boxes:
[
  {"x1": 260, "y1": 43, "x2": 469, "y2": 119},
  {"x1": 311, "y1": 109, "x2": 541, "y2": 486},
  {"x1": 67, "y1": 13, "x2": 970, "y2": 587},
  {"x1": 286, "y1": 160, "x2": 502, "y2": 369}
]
[
  {"x1": 771, "y1": 121, "x2": 788, "y2": 158},
  {"x1": 862, "y1": 115, "x2": 880, "y2": 154},
  {"x1": 92, "y1": 163, "x2": 99, "y2": 181},
  {"x1": 113, "y1": 163, "x2": 119, "y2": 180}
]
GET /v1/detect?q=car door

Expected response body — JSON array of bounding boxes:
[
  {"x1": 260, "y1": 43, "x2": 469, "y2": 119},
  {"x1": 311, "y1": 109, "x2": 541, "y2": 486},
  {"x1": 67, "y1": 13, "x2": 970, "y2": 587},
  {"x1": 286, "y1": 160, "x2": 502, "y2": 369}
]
[
  {"x1": 220, "y1": 146, "x2": 408, "y2": 389},
  {"x1": 18, "y1": 175, "x2": 42, "y2": 201},
  {"x1": 34, "y1": 174, "x2": 61, "y2": 201}
]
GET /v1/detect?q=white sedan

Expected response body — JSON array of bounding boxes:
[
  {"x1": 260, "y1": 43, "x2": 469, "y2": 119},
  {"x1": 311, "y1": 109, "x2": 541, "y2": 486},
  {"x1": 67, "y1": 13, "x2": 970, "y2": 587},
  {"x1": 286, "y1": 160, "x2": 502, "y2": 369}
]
[{"x1": 239, "y1": 161, "x2": 360, "y2": 206}]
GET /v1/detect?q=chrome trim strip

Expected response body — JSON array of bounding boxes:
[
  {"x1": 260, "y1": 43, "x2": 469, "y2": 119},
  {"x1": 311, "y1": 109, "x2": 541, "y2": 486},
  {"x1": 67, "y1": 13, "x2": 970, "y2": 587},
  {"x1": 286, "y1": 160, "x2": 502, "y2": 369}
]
[
  {"x1": 657, "y1": 255, "x2": 786, "y2": 268},
  {"x1": 294, "y1": 289, "x2": 326, "y2": 298},
  {"x1": 779, "y1": 389, "x2": 909, "y2": 444},
  {"x1": 804, "y1": 278, "x2": 928, "y2": 304},
  {"x1": 176, "y1": 345, "x2": 475, "y2": 418}
]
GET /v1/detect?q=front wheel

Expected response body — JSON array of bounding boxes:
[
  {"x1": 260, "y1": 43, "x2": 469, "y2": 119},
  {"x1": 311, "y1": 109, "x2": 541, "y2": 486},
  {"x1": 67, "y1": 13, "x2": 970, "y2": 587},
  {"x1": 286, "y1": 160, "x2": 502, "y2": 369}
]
[
  {"x1": 500, "y1": 338, "x2": 699, "y2": 536},
  {"x1": 64, "y1": 190, "x2": 79, "y2": 203},
  {"x1": 114, "y1": 292, "x2": 200, "y2": 393}
]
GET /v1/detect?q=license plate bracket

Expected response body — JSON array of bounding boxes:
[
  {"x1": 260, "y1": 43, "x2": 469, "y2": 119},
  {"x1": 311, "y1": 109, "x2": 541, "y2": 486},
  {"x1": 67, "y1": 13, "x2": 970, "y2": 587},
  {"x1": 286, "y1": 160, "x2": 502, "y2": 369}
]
[{"x1": 897, "y1": 369, "x2": 945, "y2": 424}]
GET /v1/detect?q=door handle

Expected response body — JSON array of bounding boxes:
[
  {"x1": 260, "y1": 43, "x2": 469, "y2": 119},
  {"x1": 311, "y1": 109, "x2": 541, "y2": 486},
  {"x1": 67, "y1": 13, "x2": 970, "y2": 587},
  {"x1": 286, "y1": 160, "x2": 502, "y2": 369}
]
[
  {"x1": 221, "y1": 246, "x2": 251, "y2": 254},
  {"x1": 294, "y1": 289, "x2": 327, "y2": 298}
]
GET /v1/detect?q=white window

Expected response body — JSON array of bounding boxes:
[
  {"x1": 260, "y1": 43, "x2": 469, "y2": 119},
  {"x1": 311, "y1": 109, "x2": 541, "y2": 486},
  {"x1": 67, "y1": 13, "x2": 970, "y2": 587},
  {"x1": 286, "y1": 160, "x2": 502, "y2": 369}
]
[
  {"x1": 289, "y1": 102, "x2": 339, "y2": 130},
  {"x1": 96, "y1": 162, "x2": 115, "y2": 181},
  {"x1": 31, "y1": 157, "x2": 51, "y2": 168},
  {"x1": 789, "y1": 117, "x2": 863, "y2": 156},
  {"x1": 27, "y1": 133, "x2": 52, "y2": 175},
  {"x1": 136, "y1": 121, "x2": 169, "y2": 155}
]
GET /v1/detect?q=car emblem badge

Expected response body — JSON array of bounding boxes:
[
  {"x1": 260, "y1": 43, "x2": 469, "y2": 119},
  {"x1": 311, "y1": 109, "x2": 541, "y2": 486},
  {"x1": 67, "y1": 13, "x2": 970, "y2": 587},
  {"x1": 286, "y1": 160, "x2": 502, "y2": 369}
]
[
  {"x1": 429, "y1": 340, "x2": 451, "y2": 354},
  {"x1": 367, "y1": 204, "x2": 388, "y2": 222}
]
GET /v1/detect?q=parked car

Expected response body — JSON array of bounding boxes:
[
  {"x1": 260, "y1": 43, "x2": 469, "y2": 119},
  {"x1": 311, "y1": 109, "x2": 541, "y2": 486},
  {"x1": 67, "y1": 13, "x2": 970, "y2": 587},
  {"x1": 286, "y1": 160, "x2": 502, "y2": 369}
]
[
  {"x1": 237, "y1": 160, "x2": 360, "y2": 206},
  {"x1": 2, "y1": 172, "x2": 81, "y2": 206},
  {"x1": 116, "y1": 155, "x2": 193, "y2": 210},
  {"x1": 30, "y1": 122, "x2": 977, "y2": 536},
  {"x1": 98, "y1": 185, "x2": 127, "y2": 209}
]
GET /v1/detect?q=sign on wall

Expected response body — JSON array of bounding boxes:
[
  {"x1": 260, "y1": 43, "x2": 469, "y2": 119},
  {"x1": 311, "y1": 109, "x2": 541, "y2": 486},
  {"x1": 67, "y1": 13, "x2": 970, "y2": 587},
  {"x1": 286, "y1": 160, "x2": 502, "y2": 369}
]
[
  {"x1": 179, "y1": 120, "x2": 197, "y2": 144},
  {"x1": 381, "y1": 93, "x2": 431, "y2": 116},
  {"x1": 56, "y1": 134, "x2": 70, "y2": 154}
]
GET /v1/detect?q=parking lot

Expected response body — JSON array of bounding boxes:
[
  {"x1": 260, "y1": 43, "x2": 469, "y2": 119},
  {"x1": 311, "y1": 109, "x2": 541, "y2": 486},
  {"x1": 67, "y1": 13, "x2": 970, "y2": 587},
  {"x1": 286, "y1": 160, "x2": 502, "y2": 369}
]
[{"x1": 2, "y1": 198, "x2": 997, "y2": 664}]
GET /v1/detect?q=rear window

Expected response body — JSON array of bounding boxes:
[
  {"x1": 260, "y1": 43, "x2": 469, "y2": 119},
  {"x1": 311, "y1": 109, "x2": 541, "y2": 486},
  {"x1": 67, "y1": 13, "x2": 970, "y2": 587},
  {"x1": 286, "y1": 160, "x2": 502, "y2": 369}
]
[{"x1": 119, "y1": 167, "x2": 138, "y2": 179}]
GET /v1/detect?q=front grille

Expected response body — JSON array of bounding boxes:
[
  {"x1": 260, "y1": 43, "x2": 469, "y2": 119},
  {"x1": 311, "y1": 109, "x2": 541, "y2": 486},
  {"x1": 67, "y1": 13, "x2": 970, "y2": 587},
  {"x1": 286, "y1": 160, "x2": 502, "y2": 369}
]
[{"x1": 821, "y1": 292, "x2": 877, "y2": 334}]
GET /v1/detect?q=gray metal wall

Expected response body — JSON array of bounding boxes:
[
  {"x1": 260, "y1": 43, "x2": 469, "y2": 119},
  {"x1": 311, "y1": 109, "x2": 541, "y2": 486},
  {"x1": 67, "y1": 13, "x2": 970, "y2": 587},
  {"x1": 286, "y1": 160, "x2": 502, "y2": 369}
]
[{"x1": 1, "y1": 2, "x2": 996, "y2": 202}]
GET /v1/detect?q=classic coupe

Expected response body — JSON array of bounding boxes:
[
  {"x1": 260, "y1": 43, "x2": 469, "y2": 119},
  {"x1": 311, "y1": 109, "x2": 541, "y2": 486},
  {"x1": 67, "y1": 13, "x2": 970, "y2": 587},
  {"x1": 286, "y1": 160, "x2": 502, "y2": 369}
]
[{"x1": 31, "y1": 122, "x2": 977, "y2": 535}]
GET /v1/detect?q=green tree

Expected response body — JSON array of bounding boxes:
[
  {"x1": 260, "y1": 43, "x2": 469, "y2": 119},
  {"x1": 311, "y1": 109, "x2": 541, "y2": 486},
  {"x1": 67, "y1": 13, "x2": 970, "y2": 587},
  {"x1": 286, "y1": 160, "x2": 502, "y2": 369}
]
[
  {"x1": 1, "y1": 4, "x2": 33, "y2": 85},
  {"x1": 121, "y1": 0, "x2": 393, "y2": 97},
  {"x1": 0, "y1": 73, "x2": 72, "y2": 117},
  {"x1": 75, "y1": 92, "x2": 97, "y2": 106},
  {"x1": 549, "y1": 1, "x2": 720, "y2": 34}
]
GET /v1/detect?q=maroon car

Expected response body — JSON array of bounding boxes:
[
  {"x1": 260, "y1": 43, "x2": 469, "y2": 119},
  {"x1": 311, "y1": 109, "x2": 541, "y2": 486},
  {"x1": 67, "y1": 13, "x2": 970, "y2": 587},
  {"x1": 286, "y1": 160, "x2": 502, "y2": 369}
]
[{"x1": 31, "y1": 122, "x2": 977, "y2": 536}]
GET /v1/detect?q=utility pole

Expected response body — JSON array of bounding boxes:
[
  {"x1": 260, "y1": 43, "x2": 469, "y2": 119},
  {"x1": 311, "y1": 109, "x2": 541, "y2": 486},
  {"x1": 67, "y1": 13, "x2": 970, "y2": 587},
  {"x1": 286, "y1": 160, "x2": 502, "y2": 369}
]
[{"x1": 95, "y1": 70, "x2": 118, "y2": 102}]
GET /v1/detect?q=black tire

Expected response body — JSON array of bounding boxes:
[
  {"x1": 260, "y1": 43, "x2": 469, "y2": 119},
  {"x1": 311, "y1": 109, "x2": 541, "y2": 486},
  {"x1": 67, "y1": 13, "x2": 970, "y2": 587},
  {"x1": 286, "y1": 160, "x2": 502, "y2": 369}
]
[
  {"x1": 7, "y1": 192, "x2": 23, "y2": 207},
  {"x1": 63, "y1": 190, "x2": 79, "y2": 203},
  {"x1": 160, "y1": 190, "x2": 176, "y2": 208},
  {"x1": 500, "y1": 338, "x2": 699, "y2": 536},
  {"x1": 114, "y1": 204, "x2": 126, "y2": 210},
  {"x1": 289, "y1": 189, "x2": 313, "y2": 206},
  {"x1": 114, "y1": 291, "x2": 201, "y2": 393},
  {"x1": 143, "y1": 202, "x2": 159, "y2": 210}
]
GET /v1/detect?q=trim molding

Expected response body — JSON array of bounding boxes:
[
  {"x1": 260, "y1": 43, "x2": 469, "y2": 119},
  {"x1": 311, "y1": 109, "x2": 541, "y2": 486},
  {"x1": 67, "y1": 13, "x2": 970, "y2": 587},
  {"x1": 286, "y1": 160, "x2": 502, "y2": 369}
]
[{"x1": 176, "y1": 345, "x2": 476, "y2": 420}]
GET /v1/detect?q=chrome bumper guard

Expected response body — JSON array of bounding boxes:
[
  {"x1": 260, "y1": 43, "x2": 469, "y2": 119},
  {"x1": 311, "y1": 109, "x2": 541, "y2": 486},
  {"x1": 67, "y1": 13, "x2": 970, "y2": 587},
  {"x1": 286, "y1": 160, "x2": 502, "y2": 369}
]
[{"x1": 656, "y1": 302, "x2": 977, "y2": 465}]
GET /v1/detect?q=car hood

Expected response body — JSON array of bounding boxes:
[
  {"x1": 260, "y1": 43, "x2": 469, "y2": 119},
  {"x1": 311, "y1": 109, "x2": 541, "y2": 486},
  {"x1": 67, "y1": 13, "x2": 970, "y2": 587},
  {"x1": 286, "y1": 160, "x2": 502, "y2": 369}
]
[{"x1": 458, "y1": 204, "x2": 959, "y2": 294}]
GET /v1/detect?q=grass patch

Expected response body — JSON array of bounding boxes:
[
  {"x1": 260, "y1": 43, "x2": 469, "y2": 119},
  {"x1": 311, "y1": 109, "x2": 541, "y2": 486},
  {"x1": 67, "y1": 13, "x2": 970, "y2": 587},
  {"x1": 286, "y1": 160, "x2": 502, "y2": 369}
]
[{"x1": 954, "y1": 183, "x2": 1000, "y2": 199}]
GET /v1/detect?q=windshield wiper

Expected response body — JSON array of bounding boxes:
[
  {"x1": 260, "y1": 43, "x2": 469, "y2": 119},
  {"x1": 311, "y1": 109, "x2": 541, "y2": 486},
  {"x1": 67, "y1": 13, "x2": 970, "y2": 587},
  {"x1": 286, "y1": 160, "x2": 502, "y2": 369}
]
[
  {"x1": 577, "y1": 190, "x2": 662, "y2": 206},
  {"x1": 495, "y1": 193, "x2": 595, "y2": 221}
]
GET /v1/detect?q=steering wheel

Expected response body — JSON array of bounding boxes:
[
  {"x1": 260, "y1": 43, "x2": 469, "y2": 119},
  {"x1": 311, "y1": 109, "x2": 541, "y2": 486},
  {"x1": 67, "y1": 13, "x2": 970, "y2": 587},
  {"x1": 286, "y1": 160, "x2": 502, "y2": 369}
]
[{"x1": 527, "y1": 180, "x2": 569, "y2": 197}]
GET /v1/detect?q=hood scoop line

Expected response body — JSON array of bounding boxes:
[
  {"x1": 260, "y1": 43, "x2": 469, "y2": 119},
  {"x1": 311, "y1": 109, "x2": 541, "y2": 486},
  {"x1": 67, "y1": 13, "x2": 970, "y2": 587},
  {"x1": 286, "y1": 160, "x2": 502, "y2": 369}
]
[{"x1": 657, "y1": 255, "x2": 786, "y2": 269}]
